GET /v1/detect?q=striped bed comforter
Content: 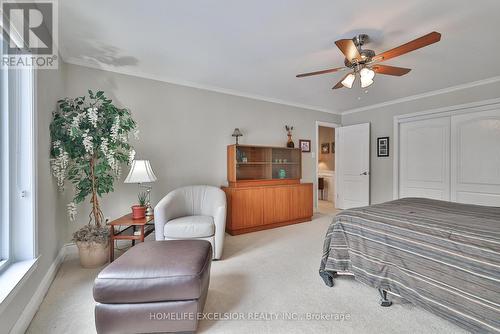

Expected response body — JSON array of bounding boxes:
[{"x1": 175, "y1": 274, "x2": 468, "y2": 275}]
[{"x1": 319, "y1": 197, "x2": 500, "y2": 333}]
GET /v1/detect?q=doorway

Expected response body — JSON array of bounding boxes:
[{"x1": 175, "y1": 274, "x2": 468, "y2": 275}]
[{"x1": 315, "y1": 121, "x2": 338, "y2": 214}]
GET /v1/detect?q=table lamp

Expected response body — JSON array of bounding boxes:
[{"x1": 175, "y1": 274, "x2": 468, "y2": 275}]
[
  {"x1": 232, "y1": 128, "x2": 243, "y2": 144},
  {"x1": 124, "y1": 160, "x2": 158, "y2": 216}
]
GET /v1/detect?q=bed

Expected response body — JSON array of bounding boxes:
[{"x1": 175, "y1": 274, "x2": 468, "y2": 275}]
[{"x1": 319, "y1": 197, "x2": 500, "y2": 333}]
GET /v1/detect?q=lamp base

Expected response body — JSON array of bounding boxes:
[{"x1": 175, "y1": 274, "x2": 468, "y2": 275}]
[{"x1": 145, "y1": 205, "x2": 154, "y2": 216}]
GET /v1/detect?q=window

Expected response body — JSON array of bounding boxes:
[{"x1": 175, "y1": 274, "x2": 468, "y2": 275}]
[
  {"x1": 0, "y1": 35, "x2": 9, "y2": 270},
  {"x1": 0, "y1": 34, "x2": 36, "y2": 273}
]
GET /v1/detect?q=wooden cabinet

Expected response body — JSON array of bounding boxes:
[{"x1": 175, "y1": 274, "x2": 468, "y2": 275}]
[
  {"x1": 223, "y1": 144, "x2": 313, "y2": 235},
  {"x1": 224, "y1": 183, "x2": 313, "y2": 235}
]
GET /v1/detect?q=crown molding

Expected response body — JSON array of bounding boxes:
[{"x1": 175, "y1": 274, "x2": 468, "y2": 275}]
[
  {"x1": 61, "y1": 57, "x2": 341, "y2": 115},
  {"x1": 341, "y1": 75, "x2": 500, "y2": 115}
]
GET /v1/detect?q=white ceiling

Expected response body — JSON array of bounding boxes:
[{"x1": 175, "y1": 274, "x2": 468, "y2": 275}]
[{"x1": 59, "y1": 0, "x2": 500, "y2": 114}]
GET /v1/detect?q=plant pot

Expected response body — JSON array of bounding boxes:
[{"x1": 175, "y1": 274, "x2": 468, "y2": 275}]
[
  {"x1": 131, "y1": 205, "x2": 146, "y2": 219},
  {"x1": 76, "y1": 241, "x2": 109, "y2": 268}
]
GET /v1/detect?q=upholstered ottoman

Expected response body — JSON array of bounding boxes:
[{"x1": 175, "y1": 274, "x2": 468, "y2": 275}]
[{"x1": 93, "y1": 240, "x2": 212, "y2": 334}]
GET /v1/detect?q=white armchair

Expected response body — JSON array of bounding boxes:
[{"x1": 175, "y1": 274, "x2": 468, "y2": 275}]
[{"x1": 154, "y1": 185, "x2": 227, "y2": 259}]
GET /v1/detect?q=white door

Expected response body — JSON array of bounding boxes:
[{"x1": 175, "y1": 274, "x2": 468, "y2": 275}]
[
  {"x1": 451, "y1": 109, "x2": 500, "y2": 206},
  {"x1": 399, "y1": 117, "x2": 450, "y2": 200},
  {"x1": 336, "y1": 123, "x2": 370, "y2": 209}
]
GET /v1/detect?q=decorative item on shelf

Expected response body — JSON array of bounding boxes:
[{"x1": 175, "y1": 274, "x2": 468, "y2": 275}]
[
  {"x1": 131, "y1": 191, "x2": 148, "y2": 219},
  {"x1": 242, "y1": 156, "x2": 248, "y2": 163},
  {"x1": 232, "y1": 128, "x2": 243, "y2": 145},
  {"x1": 285, "y1": 125, "x2": 295, "y2": 148},
  {"x1": 125, "y1": 160, "x2": 158, "y2": 216},
  {"x1": 49, "y1": 90, "x2": 138, "y2": 268},
  {"x1": 279, "y1": 169, "x2": 287, "y2": 179},
  {"x1": 377, "y1": 137, "x2": 389, "y2": 157},
  {"x1": 299, "y1": 139, "x2": 311, "y2": 152},
  {"x1": 331, "y1": 141, "x2": 335, "y2": 153},
  {"x1": 321, "y1": 143, "x2": 330, "y2": 154}
]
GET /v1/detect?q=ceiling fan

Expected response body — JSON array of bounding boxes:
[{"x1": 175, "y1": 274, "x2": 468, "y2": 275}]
[{"x1": 296, "y1": 31, "x2": 441, "y2": 90}]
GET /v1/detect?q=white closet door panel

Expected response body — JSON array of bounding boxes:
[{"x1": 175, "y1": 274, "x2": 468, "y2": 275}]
[
  {"x1": 451, "y1": 109, "x2": 500, "y2": 206},
  {"x1": 399, "y1": 117, "x2": 450, "y2": 200}
]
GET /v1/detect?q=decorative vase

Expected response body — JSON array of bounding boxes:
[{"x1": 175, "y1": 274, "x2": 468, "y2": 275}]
[
  {"x1": 279, "y1": 169, "x2": 287, "y2": 179},
  {"x1": 76, "y1": 241, "x2": 109, "y2": 268},
  {"x1": 131, "y1": 205, "x2": 146, "y2": 219},
  {"x1": 286, "y1": 135, "x2": 295, "y2": 148}
]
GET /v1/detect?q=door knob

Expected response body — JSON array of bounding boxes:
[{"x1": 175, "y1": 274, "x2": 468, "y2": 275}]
[{"x1": 360, "y1": 171, "x2": 368, "y2": 176}]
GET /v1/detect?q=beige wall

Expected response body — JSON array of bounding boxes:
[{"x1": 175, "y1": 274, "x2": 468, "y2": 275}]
[
  {"x1": 318, "y1": 126, "x2": 335, "y2": 171},
  {"x1": 63, "y1": 64, "x2": 340, "y2": 237},
  {"x1": 341, "y1": 80, "x2": 500, "y2": 204},
  {"x1": 1, "y1": 64, "x2": 68, "y2": 333}
]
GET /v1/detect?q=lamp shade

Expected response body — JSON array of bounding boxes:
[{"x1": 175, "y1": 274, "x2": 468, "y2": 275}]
[
  {"x1": 124, "y1": 160, "x2": 158, "y2": 183},
  {"x1": 232, "y1": 128, "x2": 242, "y2": 137},
  {"x1": 341, "y1": 73, "x2": 356, "y2": 88}
]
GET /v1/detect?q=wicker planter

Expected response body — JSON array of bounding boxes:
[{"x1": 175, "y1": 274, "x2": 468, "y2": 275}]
[{"x1": 76, "y1": 241, "x2": 109, "y2": 268}]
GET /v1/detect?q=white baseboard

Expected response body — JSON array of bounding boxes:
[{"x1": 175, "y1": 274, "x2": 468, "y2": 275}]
[{"x1": 9, "y1": 244, "x2": 72, "y2": 334}]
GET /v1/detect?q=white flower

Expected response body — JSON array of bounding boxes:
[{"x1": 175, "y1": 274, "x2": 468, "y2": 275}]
[
  {"x1": 100, "y1": 138, "x2": 118, "y2": 171},
  {"x1": 82, "y1": 129, "x2": 93, "y2": 155},
  {"x1": 50, "y1": 140, "x2": 69, "y2": 190},
  {"x1": 128, "y1": 149, "x2": 136, "y2": 164},
  {"x1": 119, "y1": 132, "x2": 128, "y2": 143},
  {"x1": 100, "y1": 138, "x2": 109, "y2": 153},
  {"x1": 110, "y1": 116, "x2": 120, "y2": 142},
  {"x1": 70, "y1": 114, "x2": 84, "y2": 137},
  {"x1": 67, "y1": 202, "x2": 77, "y2": 221},
  {"x1": 87, "y1": 107, "x2": 98, "y2": 128},
  {"x1": 115, "y1": 165, "x2": 122, "y2": 179}
]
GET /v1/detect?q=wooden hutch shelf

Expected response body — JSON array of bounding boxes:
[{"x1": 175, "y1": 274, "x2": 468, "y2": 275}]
[{"x1": 223, "y1": 144, "x2": 313, "y2": 235}]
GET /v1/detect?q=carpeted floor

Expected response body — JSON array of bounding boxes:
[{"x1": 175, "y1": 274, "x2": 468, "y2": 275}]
[{"x1": 27, "y1": 213, "x2": 468, "y2": 334}]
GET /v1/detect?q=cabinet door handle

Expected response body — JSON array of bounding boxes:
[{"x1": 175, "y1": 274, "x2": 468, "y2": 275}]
[{"x1": 360, "y1": 171, "x2": 368, "y2": 176}]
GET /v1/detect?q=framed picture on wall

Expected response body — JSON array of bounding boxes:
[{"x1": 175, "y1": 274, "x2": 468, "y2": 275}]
[
  {"x1": 299, "y1": 139, "x2": 311, "y2": 152},
  {"x1": 377, "y1": 137, "x2": 389, "y2": 157},
  {"x1": 321, "y1": 143, "x2": 330, "y2": 154}
]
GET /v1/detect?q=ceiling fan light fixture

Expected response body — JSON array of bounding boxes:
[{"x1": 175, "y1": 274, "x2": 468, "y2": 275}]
[
  {"x1": 360, "y1": 67, "x2": 375, "y2": 80},
  {"x1": 360, "y1": 77, "x2": 374, "y2": 88},
  {"x1": 341, "y1": 73, "x2": 356, "y2": 88},
  {"x1": 360, "y1": 67, "x2": 375, "y2": 88}
]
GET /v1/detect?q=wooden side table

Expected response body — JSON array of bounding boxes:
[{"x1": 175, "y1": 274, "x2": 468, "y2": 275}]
[{"x1": 109, "y1": 213, "x2": 155, "y2": 262}]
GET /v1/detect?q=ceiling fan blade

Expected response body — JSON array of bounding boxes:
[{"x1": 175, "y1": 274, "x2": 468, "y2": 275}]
[
  {"x1": 335, "y1": 39, "x2": 361, "y2": 62},
  {"x1": 372, "y1": 31, "x2": 441, "y2": 62},
  {"x1": 372, "y1": 65, "x2": 411, "y2": 76},
  {"x1": 332, "y1": 74, "x2": 349, "y2": 89},
  {"x1": 296, "y1": 66, "x2": 345, "y2": 78}
]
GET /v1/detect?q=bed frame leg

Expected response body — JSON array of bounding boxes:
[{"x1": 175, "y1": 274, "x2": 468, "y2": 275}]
[{"x1": 378, "y1": 289, "x2": 392, "y2": 307}]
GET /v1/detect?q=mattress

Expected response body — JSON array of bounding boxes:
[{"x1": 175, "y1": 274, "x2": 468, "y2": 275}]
[{"x1": 319, "y1": 197, "x2": 500, "y2": 333}]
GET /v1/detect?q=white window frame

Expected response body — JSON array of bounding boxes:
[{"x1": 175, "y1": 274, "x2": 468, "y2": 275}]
[{"x1": 0, "y1": 34, "x2": 39, "y2": 309}]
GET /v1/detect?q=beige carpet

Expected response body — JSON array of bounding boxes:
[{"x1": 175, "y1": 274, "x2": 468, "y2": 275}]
[
  {"x1": 27, "y1": 214, "x2": 468, "y2": 334},
  {"x1": 318, "y1": 200, "x2": 337, "y2": 215}
]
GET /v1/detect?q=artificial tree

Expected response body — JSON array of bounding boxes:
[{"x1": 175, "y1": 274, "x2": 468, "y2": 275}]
[{"x1": 50, "y1": 90, "x2": 138, "y2": 252}]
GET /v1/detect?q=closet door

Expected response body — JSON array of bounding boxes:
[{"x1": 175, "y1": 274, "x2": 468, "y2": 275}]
[
  {"x1": 399, "y1": 117, "x2": 450, "y2": 200},
  {"x1": 451, "y1": 109, "x2": 500, "y2": 206}
]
